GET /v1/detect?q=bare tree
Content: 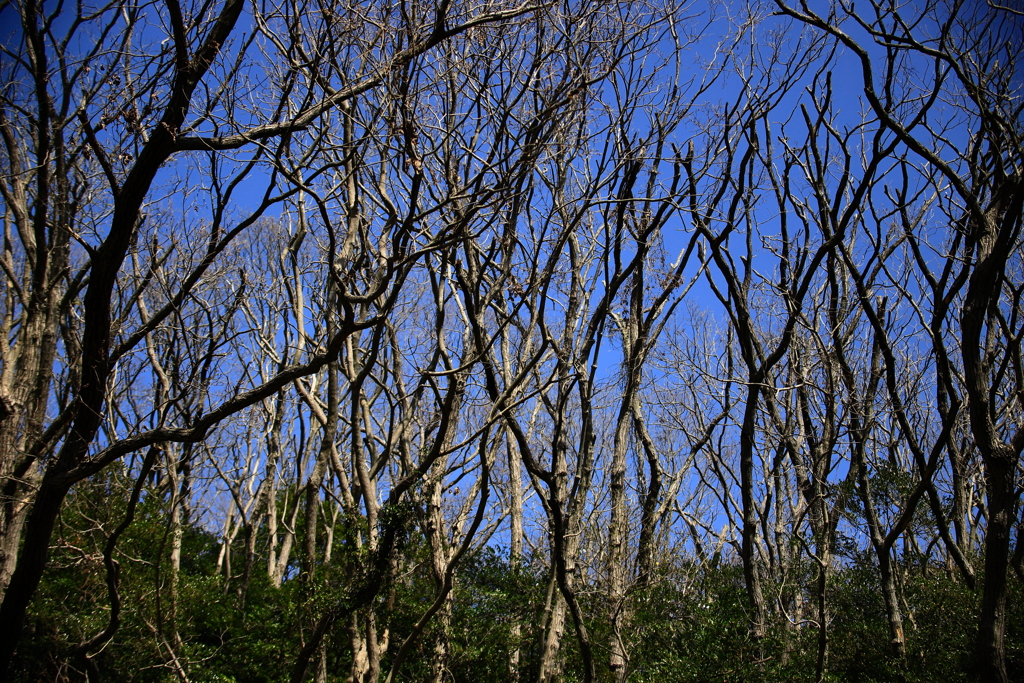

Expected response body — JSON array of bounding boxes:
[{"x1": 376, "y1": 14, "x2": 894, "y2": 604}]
[
  {"x1": 3, "y1": 0, "x2": 1021, "y2": 679},
  {"x1": 0, "y1": 0, "x2": 556, "y2": 672},
  {"x1": 773, "y1": 2, "x2": 1024, "y2": 679}
]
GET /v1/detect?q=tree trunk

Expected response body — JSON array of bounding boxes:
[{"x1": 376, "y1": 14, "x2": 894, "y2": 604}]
[
  {"x1": 425, "y1": 474, "x2": 453, "y2": 683},
  {"x1": 507, "y1": 431, "x2": 524, "y2": 681},
  {"x1": 607, "y1": 389, "x2": 633, "y2": 683},
  {"x1": 0, "y1": 477, "x2": 70, "y2": 667},
  {"x1": 537, "y1": 576, "x2": 568, "y2": 683},
  {"x1": 739, "y1": 388, "x2": 768, "y2": 642},
  {"x1": 977, "y1": 453, "x2": 1016, "y2": 683}
]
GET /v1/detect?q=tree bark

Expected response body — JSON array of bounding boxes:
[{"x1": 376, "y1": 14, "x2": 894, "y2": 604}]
[{"x1": 976, "y1": 452, "x2": 1016, "y2": 683}]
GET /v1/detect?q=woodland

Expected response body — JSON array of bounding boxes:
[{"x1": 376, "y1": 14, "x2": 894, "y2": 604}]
[{"x1": 1, "y1": 0, "x2": 1023, "y2": 681}]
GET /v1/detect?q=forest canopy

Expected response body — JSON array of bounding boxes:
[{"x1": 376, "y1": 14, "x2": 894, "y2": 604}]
[{"x1": 0, "y1": 0, "x2": 1022, "y2": 681}]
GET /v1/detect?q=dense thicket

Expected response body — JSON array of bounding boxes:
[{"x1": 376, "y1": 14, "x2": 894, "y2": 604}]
[
  {"x1": 1, "y1": 0, "x2": 1022, "y2": 681},
  {"x1": 12, "y1": 475, "x2": 1022, "y2": 682}
]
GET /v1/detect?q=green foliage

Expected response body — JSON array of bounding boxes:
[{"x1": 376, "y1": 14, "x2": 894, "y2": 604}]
[
  {"x1": 610, "y1": 560, "x2": 820, "y2": 683},
  {"x1": 445, "y1": 548, "x2": 545, "y2": 681},
  {"x1": 10, "y1": 470, "x2": 303, "y2": 683},
  {"x1": 12, "y1": 476, "x2": 1023, "y2": 682}
]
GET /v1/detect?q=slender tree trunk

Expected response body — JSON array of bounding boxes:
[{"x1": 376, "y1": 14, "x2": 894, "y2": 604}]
[
  {"x1": 347, "y1": 614, "x2": 368, "y2": 683},
  {"x1": 0, "y1": 261, "x2": 64, "y2": 601},
  {"x1": 168, "y1": 458, "x2": 185, "y2": 654},
  {"x1": 814, "y1": 552, "x2": 829, "y2": 683},
  {"x1": 0, "y1": 479, "x2": 37, "y2": 599},
  {"x1": 633, "y1": 399, "x2": 663, "y2": 587},
  {"x1": 0, "y1": 476, "x2": 69, "y2": 666},
  {"x1": 607, "y1": 390, "x2": 633, "y2": 683},
  {"x1": 257, "y1": 389, "x2": 286, "y2": 588},
  {"x1": 430, "y1": 597, "x2": 454, "y2": 683},
  {"x1": 856, "y1": 445, "x2": 908, "y2": 665},
  {"x1": 977, "y1": 453, "x2": 1016, "y2": 683},
  {"x1": 507, "y1": 431, "x2": 524, "y2": 681},
  {"x1": 272, "y1": 493, "x2": 300, "y2": 587},
  {"x1": 366, "y1": 608, "x2": 384, "y2": 683},
  {"x1": 537, "y1": 576, "x2": 568, "y2": 683},
  {"x1": 0, "y1": 139, "x2": 67, "y2": 602},
  {"x1": 739, "y1": 388, "x2": 768, "y2": 643},
  {"x1": 425, "y1": 473, "x2": 453, "y2": 683}
]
